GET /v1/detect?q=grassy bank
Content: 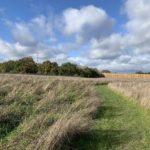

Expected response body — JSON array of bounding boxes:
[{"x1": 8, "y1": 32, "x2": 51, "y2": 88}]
[
  {"x1": 73, "y1": 85, "x2": 150, "y2": 150},
  {"x1": 0, "y1": 75, "x2": 100, "y2": 150}
]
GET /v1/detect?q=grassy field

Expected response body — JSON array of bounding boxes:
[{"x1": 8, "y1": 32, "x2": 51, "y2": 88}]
[
  {"x1": 0, "y1": 75, "x2": 100, "y2": 150},
  {"x1": 73, "y1": 85, "x2": 150, "y2": 150},
  {"x1": 0, "y1": 74, "x2": 150, "y2": 150}
]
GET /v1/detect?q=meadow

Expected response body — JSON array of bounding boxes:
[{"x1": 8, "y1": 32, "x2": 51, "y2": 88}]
[
  {"x1": 0, "y1": 74, "x2": 100, "y2": 150},
  {"x1": 0, "y1": 74, "x2": 150, "y2": 150}
]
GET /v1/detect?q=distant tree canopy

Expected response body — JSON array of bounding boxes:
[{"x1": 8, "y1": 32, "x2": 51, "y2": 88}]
[
  {"x1": 101, "y1": 70, "x2": 111, "y2": 73},
  {"x1": 135, "y1": 71, "x2": 150, "y2": 74},
  {"x1": 0, "y1": 57, "x2": 102, "y2": 78},
  {"x1": 135, "y1": 71, "x2": 144, "y2": 74},
  {"x1": 0, "y1": 57, "x2": 38, "y2": 74},
  {"x1": 59, "y1": 62, "x2": 79, "y2": 76},
  {"x1": 38, "y1": 61, "x2": 59, "y2": 75}
]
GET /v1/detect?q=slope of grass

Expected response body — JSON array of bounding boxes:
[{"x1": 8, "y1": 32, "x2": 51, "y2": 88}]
[
  {"x1": 73, "y1": 85, "x2": 150, "y2": 150},
  {"x1": 0, "y1": 75, "x2": 100, "y2": 150}
]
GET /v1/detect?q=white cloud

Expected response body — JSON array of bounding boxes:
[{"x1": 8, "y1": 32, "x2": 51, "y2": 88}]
[
  {"x1": 0, "y1": 38, "x2": 69, "y2": 62},
  {"x1": 29, "y1": 15, "x2": 54, "y2": 38},
  {"x1": 83, "y1": 0, "x2": 150, "y2": 71},
  {"x1": 124, "y1": 0, "x2": 150, "y2": 54},
  {"x1": 12, "y1": 23, "x2": 37, "y2": 46},
  {"x1": 88, "y1": 34, "x2": 124, "y2": 59},
  {"x1": 62, "y1": 5, "x2": 114, "y2": 43},
  {"x1": 0, "y1": 14, "x2": 67, "y2": 61},
  {"x1": 0, "y1": 39, "x2": 13, "y2": 57},
  {"x1": 125, "y1": 0, "x2": 150, "y2": 20}
]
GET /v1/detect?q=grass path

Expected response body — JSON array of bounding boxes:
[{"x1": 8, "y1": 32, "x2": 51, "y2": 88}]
[{"x1": 73, "y1": 85, "x2": 150, "y2": 150}]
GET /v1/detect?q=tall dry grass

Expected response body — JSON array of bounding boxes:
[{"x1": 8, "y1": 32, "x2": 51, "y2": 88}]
[
  {"x1": 0, "y1": 74, "x2": 100, "y2": 150},
  {"x1": 108, "y1": 81, "x2": 150, "y2": 108}
]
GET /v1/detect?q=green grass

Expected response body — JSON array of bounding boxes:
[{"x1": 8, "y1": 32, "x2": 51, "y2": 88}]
[
  {"x1": 73, "y1": 85, "x2": 150, "y2": 150},
  {"x1": 0, "y1": 94, "x2": 42, "y2": 140}
]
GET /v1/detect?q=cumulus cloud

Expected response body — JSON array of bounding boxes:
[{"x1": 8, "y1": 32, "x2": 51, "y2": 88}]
[
  {"x1": 88, "y1": 34, "x2": 124, "y2": 59},
  {"x1": 62, "y1": 5, "x2": 114, "y2": 43},
  {"x1": 0, "y1": 38, "x2": 13, "y2": 57},
  {"x1": 0, "y1": 38, "x2": 68, "y2": 62},
  {"x1": 12, "y1": 23, "x2": 37, "y2": 46},
  {"x1": 124, "y1": 0, "x2": 150, "y2": 54},
  {"x1": 0, "y1": 13, "x2": 69, "y2": 61},
  {"x1": 29, "y1": 15, "x2": 54, "y2": 39},
  {"x1": 83, "y1": 0, "x2": 150, "y2": 71}
]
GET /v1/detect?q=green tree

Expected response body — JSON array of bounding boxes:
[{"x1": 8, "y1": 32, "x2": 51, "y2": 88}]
[
  {"x1": 0, "y1": 63, "x2": 2, "y2": 73},
  {"x1": 0, "y1": 57, "x2": 102, "y2": 78},
  {"x1": 17, "y1": 57, "x2": 38, "y2": 73},
  {"x1": 38, "y1": 61, "x2": 59, "y2": 75},
  {"x1": 50, "y1": 62, "x2": 59, "y2": 75},
  {"x1": 135, "y1": 71, "x2": 144, "y2": 74},
  {"x1": 1, "y1": 60, "x2": 17, "y2": 73},
  {"x1": 38, "y1": 61, "x2": 52, "y2": 75},
  {"x1": 101, "y1": 70, "x2": 111, "y2": 73},
  {"x1": 82, "y1": 67, "x2": 100, "y2": 78},
  {"x1": 59, "y1": 62, "x2": 79, "y2": 76}
]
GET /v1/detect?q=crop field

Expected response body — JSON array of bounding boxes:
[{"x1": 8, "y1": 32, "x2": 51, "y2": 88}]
[
  {"x1": 103, "y1": 73, "x2": 150, "y2": 79},
  {"x1": 0, "y1": 74, "x2": 150, "y2": 150}
]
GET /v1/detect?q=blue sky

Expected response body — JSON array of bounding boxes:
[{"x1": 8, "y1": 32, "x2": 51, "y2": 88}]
[
  {"x1": 0, "y1": 0, "x2": 150, "y2": 72},
  {"x1": 0, "y1": 0, "x2": 124, "y2": 39}
]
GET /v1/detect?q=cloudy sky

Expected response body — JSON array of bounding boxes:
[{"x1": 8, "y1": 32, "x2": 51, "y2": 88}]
[{"x1": 0, "y1": 0, "x2": 150, "y2": 72}]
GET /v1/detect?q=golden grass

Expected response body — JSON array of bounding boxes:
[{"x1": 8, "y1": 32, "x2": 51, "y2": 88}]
[
  {"x1": 0, "y1": 74, "x2": 100, "y2": 150},
  {"x1": 108, "y1": 81, "x2": 150, "y2": 108}
]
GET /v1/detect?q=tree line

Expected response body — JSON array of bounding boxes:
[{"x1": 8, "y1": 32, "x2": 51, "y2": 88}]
[
  {"x1": 135, "y1": 71, "x2": 150, "y2": 74},
  {"x1": 0, "y1": 57, "x2": 102, "y2": 78}
]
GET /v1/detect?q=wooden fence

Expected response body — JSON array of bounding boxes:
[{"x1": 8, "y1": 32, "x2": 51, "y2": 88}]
[{"x1": 103, "y1": 73, "x2": 150, "y2": 79}]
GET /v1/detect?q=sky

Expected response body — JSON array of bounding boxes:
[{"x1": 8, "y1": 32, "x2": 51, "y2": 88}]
[{"x1": 0, "y1": 0, "x2": 150, "y2": 72}]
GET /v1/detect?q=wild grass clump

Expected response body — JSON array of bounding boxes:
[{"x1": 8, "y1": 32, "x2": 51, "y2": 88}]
[
  {"x1": 0, "y1": 74, "x2": 100, "y2": 150},
  {"x1": 108, "y1": 81, "x2": 150, "y2": 108}
]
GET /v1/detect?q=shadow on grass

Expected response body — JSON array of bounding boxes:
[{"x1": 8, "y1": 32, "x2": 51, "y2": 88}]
[
  {"x1": 94, "y1": 105, "x2": 123, "y2": 119},
  {"x1": 70, "y1": 129, "x2": 133, "y2": 150},
  {"x1": 0, "y1": 113, "x2": 23, "y2": 139},
  {"x1": 67, "y1": 105, "x2": 134, "y2": 150}
]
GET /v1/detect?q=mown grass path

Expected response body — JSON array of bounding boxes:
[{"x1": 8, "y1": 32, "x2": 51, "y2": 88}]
[{"x1": 73, "y1": 85, "x2": 150, "y2": 150}]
